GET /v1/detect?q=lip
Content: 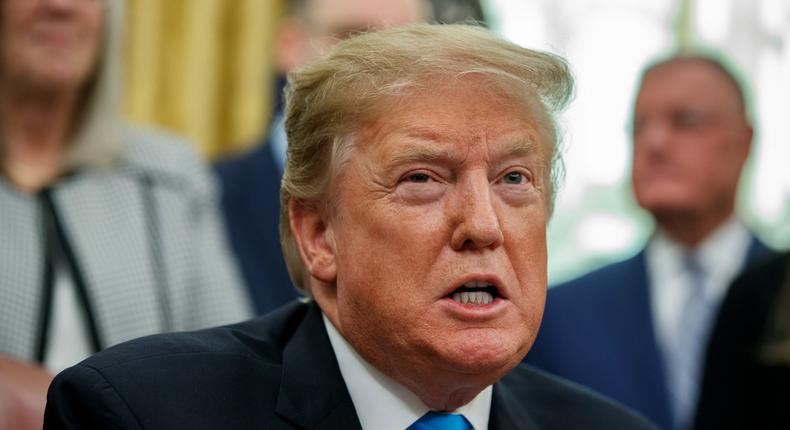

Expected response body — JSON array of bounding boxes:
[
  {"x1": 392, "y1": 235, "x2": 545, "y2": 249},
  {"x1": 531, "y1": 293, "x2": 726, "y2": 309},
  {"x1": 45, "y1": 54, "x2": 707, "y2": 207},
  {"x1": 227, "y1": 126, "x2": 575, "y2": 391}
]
[
  {"x1": 38, "y1": 31, "x2": 76, "y2": 47},
  {"x1": 441, "y1": 273, "x2": 508, "y2": 300},
  {"x1": 439, "y1": 295, "x2": 509, "y2": 321}
]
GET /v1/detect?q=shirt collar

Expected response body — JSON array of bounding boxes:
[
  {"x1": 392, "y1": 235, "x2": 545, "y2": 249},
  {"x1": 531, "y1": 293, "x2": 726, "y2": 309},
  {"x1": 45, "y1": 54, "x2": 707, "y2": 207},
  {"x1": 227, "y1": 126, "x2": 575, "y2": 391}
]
[
  {"x1": 323, "y1": 314, "x2": 492, "y2": 430},
  {"x1": 648, "y1": 216, "x2": 751, "y2": 294},
  {"x1": 646, "y1": 216, "x2": 753, "y2": 350}
]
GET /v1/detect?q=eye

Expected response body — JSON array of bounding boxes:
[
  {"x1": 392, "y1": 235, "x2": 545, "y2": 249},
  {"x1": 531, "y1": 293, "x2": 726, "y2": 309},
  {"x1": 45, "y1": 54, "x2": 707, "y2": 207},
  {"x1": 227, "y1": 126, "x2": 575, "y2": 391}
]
[
  {"x1": 673, "y1": 110, "x2": 707, "y2": 128},
  {"x1": 501, "y1": 171, "x2": 526, "y2": 185},
  {"x1": 405, "y1": 173, "x2": 431, "y2": 183}
]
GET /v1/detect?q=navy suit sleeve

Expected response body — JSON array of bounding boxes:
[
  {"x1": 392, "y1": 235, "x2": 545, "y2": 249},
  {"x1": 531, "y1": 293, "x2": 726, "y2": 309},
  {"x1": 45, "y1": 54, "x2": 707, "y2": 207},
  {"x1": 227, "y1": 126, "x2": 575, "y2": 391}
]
[{"x1": 45, "y1": 365, "x2": 143, "y2": 430}]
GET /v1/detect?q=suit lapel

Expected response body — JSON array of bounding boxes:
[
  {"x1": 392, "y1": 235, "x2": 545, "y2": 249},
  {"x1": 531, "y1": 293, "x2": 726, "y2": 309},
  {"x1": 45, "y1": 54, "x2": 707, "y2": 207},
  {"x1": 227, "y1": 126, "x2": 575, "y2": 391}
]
[
  {"x1": 616, "y1": 253, "x2": 674, "y2": 428},
  {"x1": 276, "y1": 302, "x2": 362, "y2": 429}
]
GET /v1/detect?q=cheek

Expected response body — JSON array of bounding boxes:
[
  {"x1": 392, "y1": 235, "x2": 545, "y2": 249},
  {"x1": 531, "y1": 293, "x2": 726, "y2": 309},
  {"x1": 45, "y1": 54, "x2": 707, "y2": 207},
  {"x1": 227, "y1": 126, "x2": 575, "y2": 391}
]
[
  {"x1": 502, "y1": 208, "x2": 548, "y2": 293},
  {"x1": 332, "y1": 207, "x2": 444, "y2": 302},
  {"x1": 502, "y1": 207, "x2": 547, "y2": 259},
  {"x1": 77, "y1": 14, "x2": 103, "y2": 64}
]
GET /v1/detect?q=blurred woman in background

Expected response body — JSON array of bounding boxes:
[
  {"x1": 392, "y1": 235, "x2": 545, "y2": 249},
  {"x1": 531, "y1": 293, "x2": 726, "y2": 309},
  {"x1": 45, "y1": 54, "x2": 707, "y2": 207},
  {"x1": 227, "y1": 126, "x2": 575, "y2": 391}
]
[{"x1": 0, "y1": 0, "x2": 251, "y2": 427}]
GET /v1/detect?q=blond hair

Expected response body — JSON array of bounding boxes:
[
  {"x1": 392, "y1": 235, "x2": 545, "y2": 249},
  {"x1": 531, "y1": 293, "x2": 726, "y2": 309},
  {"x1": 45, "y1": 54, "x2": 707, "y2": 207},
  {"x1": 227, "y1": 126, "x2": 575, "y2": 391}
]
[
  {"x1": 280, "y1": 23, "x2": 573, "y2": 291},
  {"x1": 64, "y1": 0, "x2": 124, "y2": 169}
]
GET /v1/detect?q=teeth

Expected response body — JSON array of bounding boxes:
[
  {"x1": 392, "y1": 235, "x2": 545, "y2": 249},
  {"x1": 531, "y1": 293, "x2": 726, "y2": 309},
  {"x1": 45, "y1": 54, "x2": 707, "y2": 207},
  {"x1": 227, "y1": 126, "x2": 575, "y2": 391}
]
[{"x1": 452, "y1": 290, "x2": 494, "y2": 305}]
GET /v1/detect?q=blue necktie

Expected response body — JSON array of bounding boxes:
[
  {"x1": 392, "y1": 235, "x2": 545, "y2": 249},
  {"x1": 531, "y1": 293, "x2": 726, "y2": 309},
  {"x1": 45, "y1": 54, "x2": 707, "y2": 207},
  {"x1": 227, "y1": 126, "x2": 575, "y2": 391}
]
[
  {"x1": 666, "y1": 254, "x2": 716, "y2": 430},
  {"x1": 406, "y1": 411, "x2": 473, "y2": 430}
]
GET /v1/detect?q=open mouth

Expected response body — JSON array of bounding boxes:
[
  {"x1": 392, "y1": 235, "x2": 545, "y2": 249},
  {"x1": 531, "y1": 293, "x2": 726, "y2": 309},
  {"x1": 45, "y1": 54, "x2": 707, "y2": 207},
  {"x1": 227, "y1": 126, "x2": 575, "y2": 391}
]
[{"x1": 448, "y1": 280, "x2": 500, "y2": 305}]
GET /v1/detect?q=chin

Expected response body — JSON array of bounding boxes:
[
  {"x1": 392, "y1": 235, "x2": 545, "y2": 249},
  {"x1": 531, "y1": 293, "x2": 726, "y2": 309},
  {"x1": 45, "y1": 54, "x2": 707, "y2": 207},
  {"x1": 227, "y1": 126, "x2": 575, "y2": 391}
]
[
  {"x1": 636, "y1": 191, "x2": 697, "y2": 214},
  {"x1": 438, "y1": 329, "x2": 527, "y2": 378}
]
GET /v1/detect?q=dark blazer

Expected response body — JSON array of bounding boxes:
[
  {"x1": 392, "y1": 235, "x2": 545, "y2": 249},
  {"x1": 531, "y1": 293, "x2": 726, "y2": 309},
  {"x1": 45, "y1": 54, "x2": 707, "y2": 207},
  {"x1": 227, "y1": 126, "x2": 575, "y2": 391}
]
[
  {"x1": 524, "y1": 237, "x2": 774, "y2": 430},
  {"x1": 215, "y1": 142, "x2": 300, "y2": 315},
  {"x1": 45, "y1": 300, "x2": 657, "y2": 429},
  {"x1": 694, "y1": 251, "x2": 790, "y2": 429}
]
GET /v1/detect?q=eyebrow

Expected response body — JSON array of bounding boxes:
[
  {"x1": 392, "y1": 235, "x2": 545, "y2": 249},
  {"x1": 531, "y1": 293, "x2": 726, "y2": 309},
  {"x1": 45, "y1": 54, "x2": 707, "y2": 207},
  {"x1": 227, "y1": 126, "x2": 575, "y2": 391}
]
[
  {"x1": 388, "y1": 131, "x2": 540, "y2": 166},
  {"x1": 498, "y1": 138, "x2": 540, "y2": 159}
]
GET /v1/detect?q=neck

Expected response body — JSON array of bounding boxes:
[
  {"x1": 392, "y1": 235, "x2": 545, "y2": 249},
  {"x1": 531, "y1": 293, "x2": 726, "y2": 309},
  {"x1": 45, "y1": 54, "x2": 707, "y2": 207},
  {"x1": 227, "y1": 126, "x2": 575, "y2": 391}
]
[
  {"x1": 1, "y1": 83, "x2": 80, "y2": 192},
  {"x1": 384, "y1": 356, "x2": 501, "y2": 412},
  {"x1": 411, "y1": 383, "x2": 485, "y2": 412},
  {"x1": 654, "y1": 206, "x2": 734, "y2": 249}
]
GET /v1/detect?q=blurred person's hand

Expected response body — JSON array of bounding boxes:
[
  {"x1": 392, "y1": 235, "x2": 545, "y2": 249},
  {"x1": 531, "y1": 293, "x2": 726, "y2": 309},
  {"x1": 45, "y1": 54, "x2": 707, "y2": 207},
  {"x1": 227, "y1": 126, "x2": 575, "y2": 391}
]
[{"x1": 0, "y1": 355, "x2": 52, "y2": 430}]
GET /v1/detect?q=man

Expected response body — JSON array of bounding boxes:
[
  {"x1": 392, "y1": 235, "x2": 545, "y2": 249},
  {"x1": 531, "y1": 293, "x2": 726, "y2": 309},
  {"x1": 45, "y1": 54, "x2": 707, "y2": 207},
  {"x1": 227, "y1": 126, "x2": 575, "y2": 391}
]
[
  {"x1": 525, "y1": 56, "x2": 774, "y2": 430},
  {"x1": 215, "y1": 0, "x2": 429, "y2": 314},
  {"x1": 44, "y1": 25, "x2": 655, "y2": 429}
]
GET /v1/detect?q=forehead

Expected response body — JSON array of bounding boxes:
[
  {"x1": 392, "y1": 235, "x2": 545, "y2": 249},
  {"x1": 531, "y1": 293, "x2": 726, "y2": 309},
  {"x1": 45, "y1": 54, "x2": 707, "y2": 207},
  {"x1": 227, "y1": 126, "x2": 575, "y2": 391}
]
[
  {"x1": 359, "y1": 80, "x2": 545, "y2": 161},
  {"x1": 636, "y1": 61, "x2": 742, "y2": 114},
  {"x1": 307, "y1": 0, "x2": 424, "y2": 31}
]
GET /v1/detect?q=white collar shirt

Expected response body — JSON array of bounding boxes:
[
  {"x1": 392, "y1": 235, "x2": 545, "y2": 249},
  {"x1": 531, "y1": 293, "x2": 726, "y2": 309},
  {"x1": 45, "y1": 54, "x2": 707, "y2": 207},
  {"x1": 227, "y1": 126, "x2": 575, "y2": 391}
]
[
  {"x1": 646, "y1": 216, "x2": 752, "y2": 353},
  {"x1": 323, "y1": 314, "x2": 492, "y2": 430}
]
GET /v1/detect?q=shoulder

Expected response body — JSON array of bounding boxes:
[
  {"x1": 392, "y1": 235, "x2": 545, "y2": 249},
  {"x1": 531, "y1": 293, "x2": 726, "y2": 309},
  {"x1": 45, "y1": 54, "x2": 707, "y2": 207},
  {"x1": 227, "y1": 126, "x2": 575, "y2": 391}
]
[
  {"x1": 499, "y1": 364, "x2": 657, "y2": 429},
  {"x1": 720, "y1": 251, "x2": 790, "y2": 317},
  {"x1": 45, "y1": 302, "x2": 312, "y2": 427},
  {"x1": 45, "y1": 302, "x2": 310, "y2": 428},
  {"x1": 549, "y1": 252, "x2": 646, "y2": 304},
  {"x1": 118, "y1": 125, "x2": 214, "y2": 196},
  {"x1": 738, "y1": 249, "x2": 790, "y2": 287},
  {"x1": 214, "y1": 141, "x2": 277, "y2": 187},
  {"x1": 77, "y1": 301, "x2": 308, "y2": 371}
]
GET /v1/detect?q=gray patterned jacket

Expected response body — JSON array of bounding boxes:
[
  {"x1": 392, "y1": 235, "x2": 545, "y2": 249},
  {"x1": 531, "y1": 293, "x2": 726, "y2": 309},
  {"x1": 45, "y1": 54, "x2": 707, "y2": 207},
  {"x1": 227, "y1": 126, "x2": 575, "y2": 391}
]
[{"x1": 0, "y1": 126, "x2": 253, "y2": 362}]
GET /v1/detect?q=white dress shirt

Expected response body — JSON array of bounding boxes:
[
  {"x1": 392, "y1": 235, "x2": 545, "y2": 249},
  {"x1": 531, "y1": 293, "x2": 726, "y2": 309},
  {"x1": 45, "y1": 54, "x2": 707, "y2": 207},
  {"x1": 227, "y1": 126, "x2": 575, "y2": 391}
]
[
  {"x1": 44, "y1": 260, "x2": 93, "y2": 374},
  {"x1": 645, "y1": 216, "x2": 752, "y2": 357},
  {"x1": 323, "y1": 314, "x2": 492, "y2": 430}
]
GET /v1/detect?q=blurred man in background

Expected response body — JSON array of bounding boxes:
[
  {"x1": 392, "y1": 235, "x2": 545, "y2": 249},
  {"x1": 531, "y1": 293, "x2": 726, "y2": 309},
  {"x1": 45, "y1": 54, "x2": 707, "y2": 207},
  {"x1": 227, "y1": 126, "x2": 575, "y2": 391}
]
[
  {"x1": 525, "y1": 55, "x2": 774, "y2": 430},
  {"x1": 215, "y1": 0, "x2": 430, "y2": 314}
]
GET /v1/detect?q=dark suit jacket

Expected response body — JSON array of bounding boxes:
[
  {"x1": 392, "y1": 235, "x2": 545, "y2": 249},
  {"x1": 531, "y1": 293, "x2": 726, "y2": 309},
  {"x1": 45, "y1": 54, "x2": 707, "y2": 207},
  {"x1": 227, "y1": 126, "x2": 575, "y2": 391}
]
[
  {"x1": 524, "y1": 237, "x2": 774, "y2": 430},
  {"x1": 45, "y1": 300, "x2": 657, "y2": 429},
  {"x1": 215, "y1": 143, "x2": 300, "y2": 315},
  {"x1": 694, "y1": 251, "x2": 790, "y2": 429}
]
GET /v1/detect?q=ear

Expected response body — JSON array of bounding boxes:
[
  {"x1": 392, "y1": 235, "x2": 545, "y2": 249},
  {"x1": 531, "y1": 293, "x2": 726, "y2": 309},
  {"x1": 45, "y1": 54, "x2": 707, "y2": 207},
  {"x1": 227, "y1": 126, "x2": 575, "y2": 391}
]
[
  {"x1": 275, "y1": 20, "x2": 308, "y2": 74},
  {"x1": 736, "y1": 122, "x2": 754, "y2": 163},
  {"x1": 289, "y1": 198, "x2": 337, "y2": 284}
]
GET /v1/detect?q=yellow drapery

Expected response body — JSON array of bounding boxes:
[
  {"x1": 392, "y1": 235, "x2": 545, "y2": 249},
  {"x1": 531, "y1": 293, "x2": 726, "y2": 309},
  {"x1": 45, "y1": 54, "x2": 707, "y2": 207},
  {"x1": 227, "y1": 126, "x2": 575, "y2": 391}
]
[{"x1": 124, "y1": 0, "x2": 283, "y2": 158}]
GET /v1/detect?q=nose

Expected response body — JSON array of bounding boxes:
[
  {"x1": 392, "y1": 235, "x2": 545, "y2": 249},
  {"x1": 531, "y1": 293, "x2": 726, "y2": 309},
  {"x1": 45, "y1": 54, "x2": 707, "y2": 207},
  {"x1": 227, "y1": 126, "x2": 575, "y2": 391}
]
[
  {"x1": 450, "y1": 175, "x2": 504, "y2": 251},
  {"x1": 634, "y1": 119, "x2": 672, "y2": 153}
]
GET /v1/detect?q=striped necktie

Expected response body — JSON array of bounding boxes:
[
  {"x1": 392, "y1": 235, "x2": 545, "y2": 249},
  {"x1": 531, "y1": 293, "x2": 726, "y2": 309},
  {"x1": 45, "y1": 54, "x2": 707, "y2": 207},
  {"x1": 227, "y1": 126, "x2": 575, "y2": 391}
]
[{"x1": 406, "y1": 411, "x2": 473, "y2": 430}]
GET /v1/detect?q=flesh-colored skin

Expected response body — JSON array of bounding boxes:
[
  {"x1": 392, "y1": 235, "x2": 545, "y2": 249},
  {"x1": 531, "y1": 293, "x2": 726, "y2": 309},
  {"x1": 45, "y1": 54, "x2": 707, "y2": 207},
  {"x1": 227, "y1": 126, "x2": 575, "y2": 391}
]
[
  {"x1": 631, "y1": 60, "x2": 752, "y2": 247},
  {"x1": 0, "y1": 0, "x2": 104, "y2": 192},
  {"x1": 0, "y1": 355, "x2": 53, "y2": 430},
  {"x1": 276, "y1": 0, "x2": 426, "y2": 73},
  {"x1": 1, "y1": 0, "x2": 103, "y2": 92},
  {"x1": 291, "y1": 80, "x2": 550, "y2": 411}
]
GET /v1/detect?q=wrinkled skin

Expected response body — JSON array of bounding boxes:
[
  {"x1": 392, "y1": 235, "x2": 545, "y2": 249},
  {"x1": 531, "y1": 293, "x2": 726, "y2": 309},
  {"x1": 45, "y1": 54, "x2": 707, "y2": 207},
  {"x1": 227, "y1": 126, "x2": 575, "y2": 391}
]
[{"x1": 292, "y1": 79, "x2": 550, "y2": 410}]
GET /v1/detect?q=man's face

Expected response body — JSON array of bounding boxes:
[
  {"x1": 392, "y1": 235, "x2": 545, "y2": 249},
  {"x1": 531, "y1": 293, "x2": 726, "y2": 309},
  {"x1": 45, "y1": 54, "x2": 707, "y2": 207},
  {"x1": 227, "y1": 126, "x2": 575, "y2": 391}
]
[
  {"x1": 1, "y1": 0, "x2": 103, "y2": 91},
  {"x1": 277, "y1": 0, "x2": 425, "y2": 72},
  {"x1": 631, "y1": 61, "x2": 751, "y2": 220},
  {"x1": 315, "y1": 80, "x2": 550, "y2": 389}
]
